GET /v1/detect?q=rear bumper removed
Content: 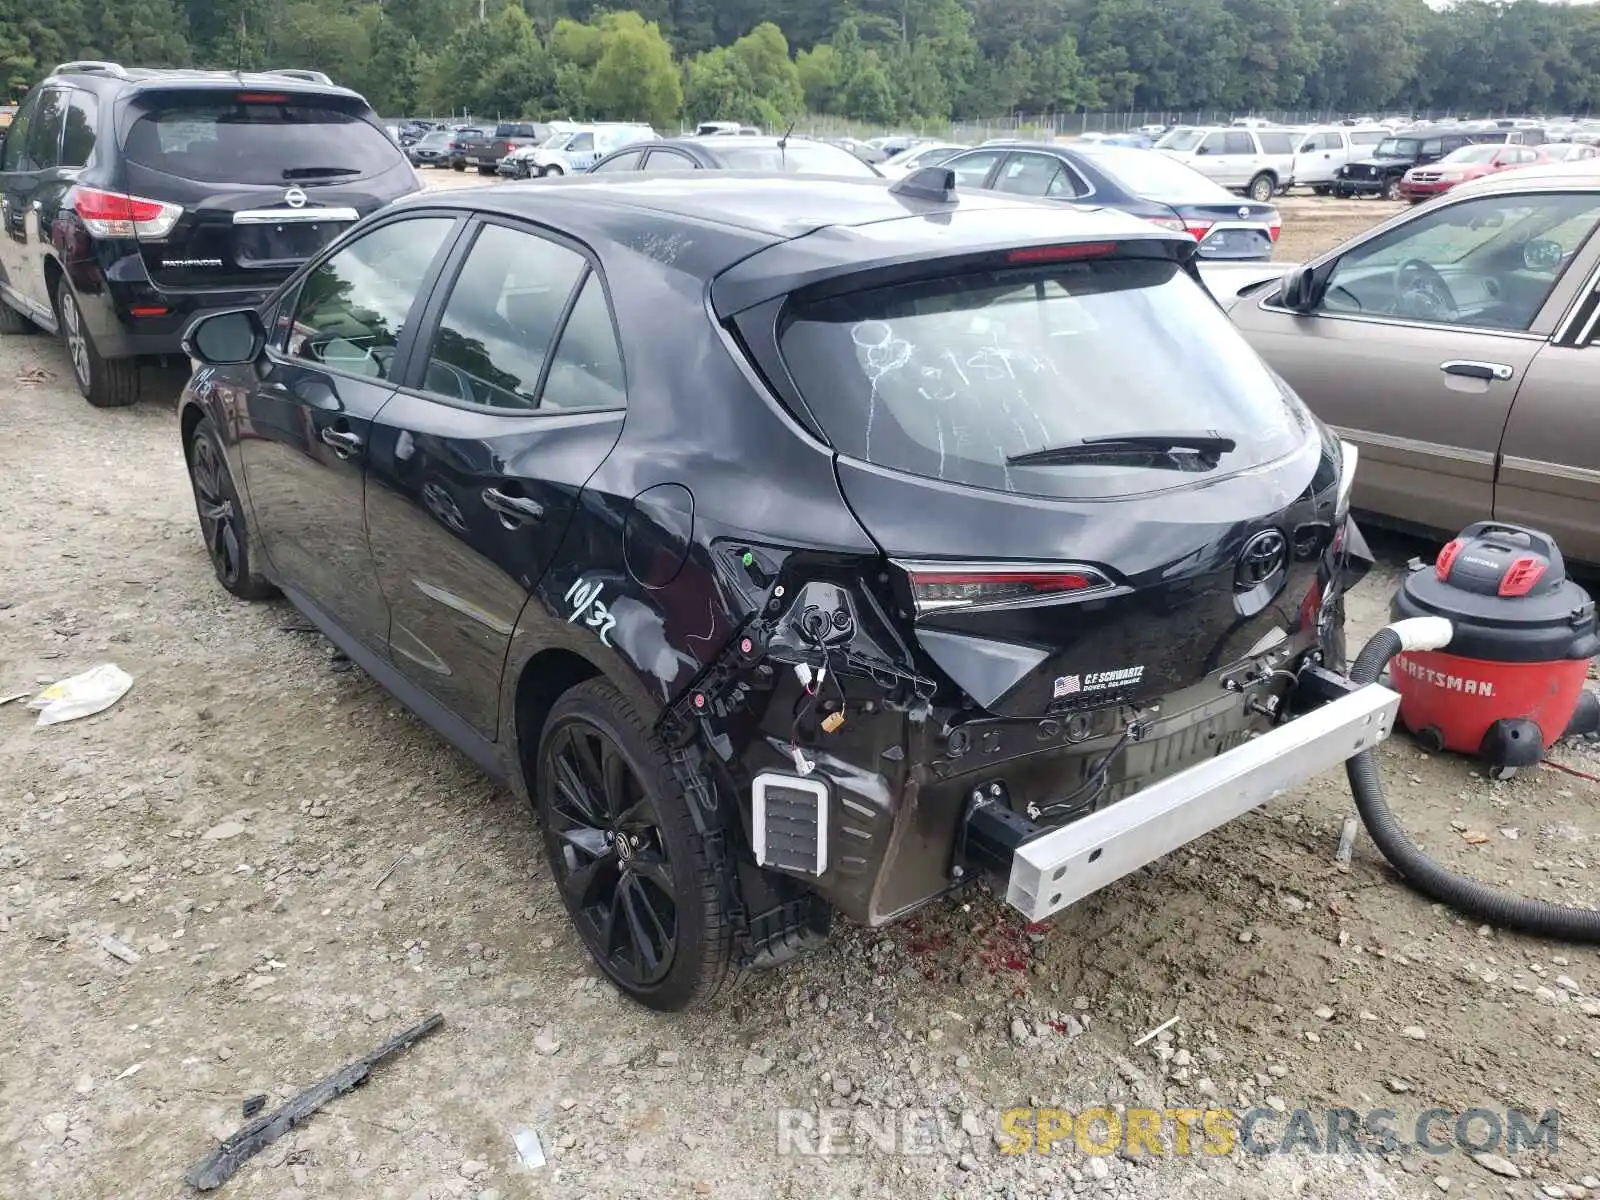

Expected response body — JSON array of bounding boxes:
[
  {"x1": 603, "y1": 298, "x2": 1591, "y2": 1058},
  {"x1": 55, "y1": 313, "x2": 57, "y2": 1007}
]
[{"x1": 1004, "y1": 682, "x2": 1399, "y2": 920}]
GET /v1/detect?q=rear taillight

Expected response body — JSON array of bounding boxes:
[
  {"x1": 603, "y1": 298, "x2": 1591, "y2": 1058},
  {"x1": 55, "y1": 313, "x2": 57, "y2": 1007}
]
[
  {"x1": 899, "y1": 562, "x2": 1114, "y2": 616},
  {"x1": 73, "y1": 187, "x2": 183, "y2": 239},
  {"x1": 1184, "y1": 220, "x2": 1214, "y2": 242},
  {"x1": 1435, "y1": 538, "x2": 1465, "y2": 581},
  {"x1": 1498, "y1": 556, "x2": 1546, "y2": 597},
  {"x1": 1144, "y1": 217, "x2": 1187, "y2": 233},
  {"x1": 1268, "y1": 218, "x2": 1282, "y2": 242}
]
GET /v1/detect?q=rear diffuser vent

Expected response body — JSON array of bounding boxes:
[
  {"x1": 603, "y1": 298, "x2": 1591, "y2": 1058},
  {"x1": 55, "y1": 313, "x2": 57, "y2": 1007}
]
[{"x1": 752, "y1": 773, "x2": 829, "y2": 876}]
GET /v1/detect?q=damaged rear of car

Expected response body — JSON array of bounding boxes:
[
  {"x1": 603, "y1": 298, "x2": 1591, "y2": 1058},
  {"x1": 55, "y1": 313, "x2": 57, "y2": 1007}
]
[{"x1": 534, "y1": 174, "x2": 1392, "y2": 1007}]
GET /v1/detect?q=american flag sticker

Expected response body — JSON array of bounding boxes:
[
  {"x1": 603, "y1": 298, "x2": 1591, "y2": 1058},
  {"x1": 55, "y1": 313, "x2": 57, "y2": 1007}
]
[{"x1": 1053, "y1": 674, "x2": 1081, "y2": 698}]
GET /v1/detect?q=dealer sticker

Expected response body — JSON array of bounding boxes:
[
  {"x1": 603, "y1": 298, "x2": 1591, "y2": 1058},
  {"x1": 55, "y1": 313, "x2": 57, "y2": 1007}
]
[{"x1": 1054, "y1": 666, "x2": 1145, "y2": 698}]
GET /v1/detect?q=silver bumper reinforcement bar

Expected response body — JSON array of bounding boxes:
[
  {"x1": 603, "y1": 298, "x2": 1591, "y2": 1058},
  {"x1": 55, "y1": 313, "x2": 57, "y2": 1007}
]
[{"x1": 1006, "y1": 683, "x2": 1400, "y2": 922}]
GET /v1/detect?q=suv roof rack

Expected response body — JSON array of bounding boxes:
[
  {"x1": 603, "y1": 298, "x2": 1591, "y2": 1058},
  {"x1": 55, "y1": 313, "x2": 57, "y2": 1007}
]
[
  {"x1": 51, "y1": 60, "x2": 130, "y2": 79},
  {"x1": 265, "y1": 68, "x2": 334, "y2": 85}
]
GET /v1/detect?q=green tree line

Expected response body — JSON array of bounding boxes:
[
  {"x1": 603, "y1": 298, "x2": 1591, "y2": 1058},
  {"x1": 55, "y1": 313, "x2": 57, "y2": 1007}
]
[{"x1": 3, "y1": 0, "x2": 1600, "y2": 127}]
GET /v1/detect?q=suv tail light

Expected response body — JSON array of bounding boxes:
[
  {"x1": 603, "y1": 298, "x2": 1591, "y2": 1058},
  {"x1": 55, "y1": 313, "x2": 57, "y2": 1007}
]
[
  {"x1": 73, "y1": 188, "x2": 184, "y2": 239},
  {"x1": 898, "y1": 562, "x2": 1115, "y2": 616}
]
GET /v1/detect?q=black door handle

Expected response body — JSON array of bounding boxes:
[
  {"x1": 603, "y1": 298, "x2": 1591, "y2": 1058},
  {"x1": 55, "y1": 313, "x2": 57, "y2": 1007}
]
[
  {"x1": 1440, "y1": 360, "x2": 1514, "y2": 382},
  {"x1": 482, "y1": 487, "x2": 544, "y2": 523},
  {"x1": 320, "y1": 426, "x2": 363, "y2": 456}
]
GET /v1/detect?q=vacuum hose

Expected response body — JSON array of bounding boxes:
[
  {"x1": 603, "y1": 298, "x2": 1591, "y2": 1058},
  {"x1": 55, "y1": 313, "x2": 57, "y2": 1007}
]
[{"x1": 1346, "y1": 620, "x2": 1600, "y2": 941}]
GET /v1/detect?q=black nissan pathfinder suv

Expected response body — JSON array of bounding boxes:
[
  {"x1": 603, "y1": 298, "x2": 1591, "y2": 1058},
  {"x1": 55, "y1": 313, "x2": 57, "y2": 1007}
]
[{"x1": 0, "y1": 61, "x2": 421, "y2": 407}]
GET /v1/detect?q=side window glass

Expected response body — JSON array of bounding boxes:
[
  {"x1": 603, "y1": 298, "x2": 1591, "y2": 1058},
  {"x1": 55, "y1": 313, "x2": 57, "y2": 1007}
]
[
  {"x1": 1047, "y1": 165, "x2": 1087, "y2": 198},
  {"x1": 1422, "y1": 139, "x2": 1443, "y2": 157},
  {"x1": 1199, "y1": 133, "x2": 1227, "y2": 155},
  {"x1": 2, "y1": 92, "x2": 36, "y2": 170},
  {"x1": 568, "y1": 133, "x2": 594, "y2": 152},
  {"x1": 592, "y1": 149, "x2": 643, "y2": 173},
  {"x1": 540, "y1": 272, "x2": 626, "y2": 411},
  {"x1": 28, "y1": 89, "x2": 67, "y2": 171},
  {"x1": 993, "y1": 154, "x2": 1061, "y2": 197},
  {"x1": 287, "y1": 217, "x2": 454, "y2": 378},
  {"x1": 947, "y1": 150, "x2": 1000, "y2": 188},
  {"x1": 1257, "y1": 132, "x2": 1293, "y2": 154},
  {"x1": 61, "y1": 91, "x2": 98, "y2": 168},
  {"x1": 1224, "y1": 132, "x2": 1255, "y2": 154},
  {"x1": 423, "y1": 224, "x2": 587, "y2": 410},
  {"x1": 1321, "y1": 193, "x2": 1600, "y2": 331},
  {"x1": 644, "y1": 150, "x2": 696, "y2": 172}
]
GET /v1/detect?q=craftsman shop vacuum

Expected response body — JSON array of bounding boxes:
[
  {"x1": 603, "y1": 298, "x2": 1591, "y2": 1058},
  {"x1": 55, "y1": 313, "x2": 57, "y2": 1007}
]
[{"x1": 1344, "y1": 522, "x2": 1600, "y2": 940}]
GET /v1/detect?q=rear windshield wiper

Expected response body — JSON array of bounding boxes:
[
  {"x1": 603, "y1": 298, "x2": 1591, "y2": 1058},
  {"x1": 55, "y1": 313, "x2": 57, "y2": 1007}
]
[
  {"x1": 282, "y1": 166, "x2": 360, "y2": 179},
  {"x1": 1007, "y1": 431, "x2": 1238, "y2": 468}
]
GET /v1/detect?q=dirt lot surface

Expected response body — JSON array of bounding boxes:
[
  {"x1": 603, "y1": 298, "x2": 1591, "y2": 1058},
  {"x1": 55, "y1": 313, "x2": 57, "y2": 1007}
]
[{"x1": 3, "y1": 193, "x2": 1599, "y2": 1200}]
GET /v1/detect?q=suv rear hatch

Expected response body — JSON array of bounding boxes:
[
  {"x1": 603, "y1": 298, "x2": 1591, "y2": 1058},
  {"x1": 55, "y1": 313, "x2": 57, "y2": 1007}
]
[
  {"x1": 117, "y1": 88, "x2": 418, "y2": 292},
  {"x1": 727, "y1": 230, "x2": 1341, "y2": 719}
]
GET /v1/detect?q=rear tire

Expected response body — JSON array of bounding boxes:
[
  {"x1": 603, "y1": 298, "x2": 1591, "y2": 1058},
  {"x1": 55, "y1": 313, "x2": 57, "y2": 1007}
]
[
  {"x1": 0, "y1": 298, "x2": 36, "y2": 334},
  {"x1": 543, "y1": 164, "x2": 564, "y2": 177},
  {"x1": 477, "y1": 165, "x2": 495, "y2": 176},
  {"x1": 451, "y1": 161, "x2": 465, "y2": 172},
  {"x1": 1248, "y1": 172, "x2": 1276, "y2": 203},
  {"x1": 1311, "y1": 185, "x2": 1331, "y2": 196},
  {"x1": 535, "y1": 679, "x2": 735, "y2": 1012},
  {"x1": 55, "y1": 281, "x2": 139, "y2": 408},
  {"x1": 186, "y1": 416, "x2": 277, "y2": 601}
]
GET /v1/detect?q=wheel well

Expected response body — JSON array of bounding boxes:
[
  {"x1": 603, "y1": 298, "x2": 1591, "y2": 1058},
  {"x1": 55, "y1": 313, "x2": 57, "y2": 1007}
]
[
  {"x1": 514, "y1": 648, "x2": 601, "y2": 781},
  {"x1": 180, "y1": 402, "x2": 205, "y2": 464},
  {"x1": 42, "y1": 257, "x2": 63, "y2": 312}
]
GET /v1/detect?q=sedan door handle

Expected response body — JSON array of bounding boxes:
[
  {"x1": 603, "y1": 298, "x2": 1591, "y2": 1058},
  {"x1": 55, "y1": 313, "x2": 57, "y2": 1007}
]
[
  {"x1": 482, "y1": 487, "x2": 544, "y2": 523},
  {"x1": 319, "y1": 426, "x2": 363, "y2": 456},
  {"x1": 1441, "y1": 360, "x2": 1514, "y2": 382}
]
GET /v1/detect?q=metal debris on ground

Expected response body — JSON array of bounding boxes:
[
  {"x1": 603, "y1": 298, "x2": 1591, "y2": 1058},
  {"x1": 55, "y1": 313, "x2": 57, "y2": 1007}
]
[
  {"x1": 184, "y1": 1013, "x2": 445, "y2": 1191},
  {"x1": 27, "y1": 663, "x2": 133, "y2": 727},
  {"x1": 1336, "y1": 815, "x2": 1359, "y2": 867},
  {"x1": 241, "y1": 1095, "x2": 266, "y2": 1118},
  {"x1": 512, "y1": 1126, "x2": 546, "y2": 1169},
  {"x1": 18, "y1": 366, "x2": 55, "y2": 385},
  {"x1": 99, "y1": 935, "x2": 142, "y2": 965}
]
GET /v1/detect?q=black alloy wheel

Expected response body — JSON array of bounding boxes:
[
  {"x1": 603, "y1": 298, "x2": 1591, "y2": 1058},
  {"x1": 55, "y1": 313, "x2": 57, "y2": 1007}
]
[
  {"x1": 187, "y1": 418, "x2": 276, "y2": 600},
  {"x1": 535, "y1": 680, "x2": 733, "y2": 1010}
]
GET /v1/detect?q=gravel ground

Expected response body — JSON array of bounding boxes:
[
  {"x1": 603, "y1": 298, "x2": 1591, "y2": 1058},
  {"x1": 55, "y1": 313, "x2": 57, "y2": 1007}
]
[{"x1": 2, "y1": 195, "x2": 1598, "y2": 1200}]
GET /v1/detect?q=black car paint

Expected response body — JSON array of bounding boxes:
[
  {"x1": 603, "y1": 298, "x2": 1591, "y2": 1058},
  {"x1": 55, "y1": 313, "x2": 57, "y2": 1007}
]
[
  {"x1": 180, "y1": 177, "x2": 1357, "y2": 936},
  {"x1": 941, "y1": 141, "x2": 1279, "y2": 261},
  {"x1": 1332, "y1": 132, "x2": 1518, "y2": 197},
  {"x1": 0, "y1": 69, "x2": 419, "y2": 362},
  {"x1": 585, "y1": 135, "x2": 881, "y2": 177}
]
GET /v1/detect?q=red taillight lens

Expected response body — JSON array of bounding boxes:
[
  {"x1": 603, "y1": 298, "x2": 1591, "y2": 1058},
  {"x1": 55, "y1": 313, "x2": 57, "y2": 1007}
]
[
  {"x1": 1268, "y1": 219, "x2": 1282, "y2": 242},
  {"x1": 73, "y1": 187, "x2": 183, "y2": 239},
  {"x1": 1184, "y1": 220, "x2": 1214, "y2": 242},
  {"x1": 1144, "y1": 217, "x2": 1187, "y2": 233},
  {"x1": 236, "y1": 93, "x2": 288, "y2": 103},
  {"x1": 1435, "y1": 538, "x2": 1465, "y2": 581},
  {"x1": 1498, "y1": 556, "x2": 1546, "y2": 597},
  {"x1": 902, "y1": 564, "x2": 1111, "y2": 615},
  {"x1": 1007, "y1": 242, "x2": 1117, "y2": 264}
]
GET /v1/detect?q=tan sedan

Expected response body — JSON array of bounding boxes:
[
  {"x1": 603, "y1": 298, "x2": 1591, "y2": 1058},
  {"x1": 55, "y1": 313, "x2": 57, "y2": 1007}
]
[{"x1": 1202, "y1": 161, "x2": 1600, "y2": 564}]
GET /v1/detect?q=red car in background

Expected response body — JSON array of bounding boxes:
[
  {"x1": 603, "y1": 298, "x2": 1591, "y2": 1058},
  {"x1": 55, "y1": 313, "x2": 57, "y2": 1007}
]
[{"x1": 1401, "y1": 143, "x2": 1547, "y2": 201}]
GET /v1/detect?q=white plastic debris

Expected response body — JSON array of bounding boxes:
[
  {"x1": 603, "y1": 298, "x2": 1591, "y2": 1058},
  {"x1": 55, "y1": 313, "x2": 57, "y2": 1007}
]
[
  {"x1": 27, "y1": 664, "x2": 133, "y2": 727},
  {"x1": 512, "y1": 1127, "x2": 546, "y2": 1169}
]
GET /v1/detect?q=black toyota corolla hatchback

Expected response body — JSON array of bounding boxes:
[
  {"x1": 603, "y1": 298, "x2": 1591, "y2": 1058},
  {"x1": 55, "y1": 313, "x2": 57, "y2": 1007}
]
[{"x1": 178, "y1": 170, "x2": 1387, "y2": 1010}]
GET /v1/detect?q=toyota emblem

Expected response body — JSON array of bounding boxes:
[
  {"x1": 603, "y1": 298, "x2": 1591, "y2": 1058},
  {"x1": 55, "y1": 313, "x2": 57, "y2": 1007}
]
[
  {"x1": 1235, "y1": 529, "x2": 1287, "y2": 591},
  {"x1": 284, "y1": 187, "x2": 308, "y2": 209},
  {"x1": 1237, "y1": 205, "x2": 1251, "y2": 220}
]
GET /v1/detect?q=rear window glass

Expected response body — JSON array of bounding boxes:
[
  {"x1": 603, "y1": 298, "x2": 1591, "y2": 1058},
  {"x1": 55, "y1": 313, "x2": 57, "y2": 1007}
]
[
  {"x1": 777, "y1": 258, "x2": 1307, "y2": 500},
  {"x1": 124, "y1": 99, "x2": 406, "y2": 184},
  {"x1": 1077, "y1": 146, "x2": 1233, "y2": 201},
  {"x1": 713, "y1": 143, "x2": 878, "y2": 176}
]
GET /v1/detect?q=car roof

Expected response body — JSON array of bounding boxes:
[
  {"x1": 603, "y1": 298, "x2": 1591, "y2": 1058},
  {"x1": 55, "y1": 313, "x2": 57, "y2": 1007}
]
[
  {"x1": 668, "y1": 134, "x2": 829, "y2": 151},
  {"x1": 393, "y1": 173, "x2": 1183, "y2": 298},
  {"x1": 1451, "y1": 157, "x2": 1600, "y2": 197},
  {"x1": 46, "y1": 63, "x2": 364, "y2": 101}
]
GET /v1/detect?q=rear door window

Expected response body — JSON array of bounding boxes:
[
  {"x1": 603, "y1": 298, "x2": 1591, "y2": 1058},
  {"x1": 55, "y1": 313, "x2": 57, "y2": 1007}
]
[
  {"x1": 539, "y1": 273, "x2": 627, "y2": 412},
  {"x1": 420, "y1": 223, "x2": 588, "y2": 410},
  {"x1": 947, "y1": 149, "x2": 1002, "y2": 188},
  {"x1": 643, "y1": 149, "x2": 697, "y2": 171},
  {"x1": 1224, "y1": 132, "x2": 1255, "y2": 154},
  {"x1": 592, "y1": 149, "x2": 644, "y2": 173},
  {"x1": 1257, "y1": 131, "x2": 1294, "y2": 154},
  {"x1": 1200, "y1": 132, "x2": 1228, "y2": 155},
  {"x1": 123, "y1": 97, "x2": 406, "y2": 184},
  {"x1": 27, "y1": 89, "x2": 68, "y2": 170},
  {"x1": 61, "y1": 90, "x2": 98, "y2": 167},
  {"x1": 993, "y1": 153, "x2": 1065, "y2": 197},
  {"x1": 776, "y1": 255, "x2": 1306, "y2": 500}
]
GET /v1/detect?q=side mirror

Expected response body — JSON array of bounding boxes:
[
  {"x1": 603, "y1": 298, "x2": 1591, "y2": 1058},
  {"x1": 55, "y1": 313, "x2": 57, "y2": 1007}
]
[
  {"x1": 1523, "y1": 238, "x2": 1563, "y2": 272},
  {"x1": 1194, "y1": 145, "x2": 1209, "y2": 156},
  {"x1": 182, "y1": 308, "x2": 266, "y2": 366},
  {"x1": 1279, "y1": 263, "x2": 1324, "y2": 313}
]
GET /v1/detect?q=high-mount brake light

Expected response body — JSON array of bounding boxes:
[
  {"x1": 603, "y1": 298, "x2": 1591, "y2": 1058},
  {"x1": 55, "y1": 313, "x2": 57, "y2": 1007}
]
[
  {"x1": 1007, "y1": 242, "x2": 1117, "y2": 264},
  {"x1": 237, "y1": 93, "x2": 288, "y2": 103},
  {"x1": 72, "y1": 188, "x2": 184, "y2": 239},
  {"x1": 899, "y1": 563, "x2": 1113, "y2": 616}
]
